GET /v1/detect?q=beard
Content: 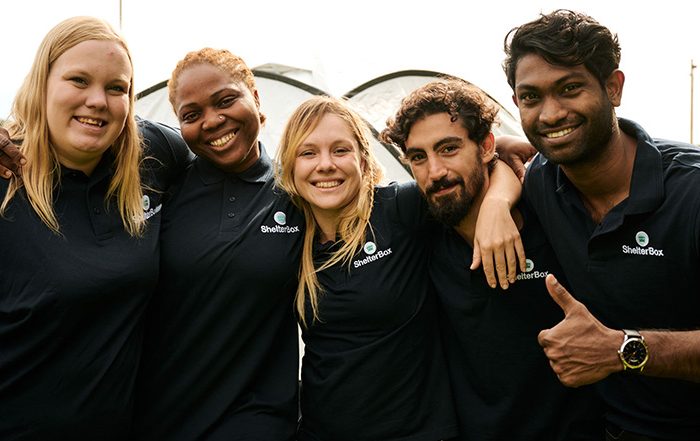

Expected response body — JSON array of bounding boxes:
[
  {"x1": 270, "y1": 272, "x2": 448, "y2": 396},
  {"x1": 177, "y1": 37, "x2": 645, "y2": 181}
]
[
  {"x1": 526, "y1": 103, "x2": 616, "y2": 167},
  {"x1": 423, "y1": 167, "x2": 485, "y2": 227}
]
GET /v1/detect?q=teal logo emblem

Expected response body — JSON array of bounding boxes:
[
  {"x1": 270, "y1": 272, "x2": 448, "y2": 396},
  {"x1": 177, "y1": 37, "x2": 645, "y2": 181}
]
[
  {"x1": 525, "y1": 259, "x2": 534, "y2": 272},
  {"x1": 142, "y1": 195, "x2": 150, "y2": 211},
  {"x1": 635, "y1": 231, "x2": 649, "y2": 247},
  {"x1": 364, "y1": 241, "x2": 377, "y2": 255},
  {"x1": 274, "y1": 211, "x2": 287, "y2": 225}
]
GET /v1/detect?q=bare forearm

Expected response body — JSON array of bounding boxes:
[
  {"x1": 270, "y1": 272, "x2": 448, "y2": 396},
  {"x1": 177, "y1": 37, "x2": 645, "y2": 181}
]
[
  {"x1": 642, "y1": 330, "x2": 700, "y2": 382},
  {"x1": 486, "y1": 159, "x2": 521, "y2": 208},
  {"x1": 471, "y1": 159, "x2": 526, "y2": 288},
  {"x1": 494, "y1": 135, "x2": 537, "y2": 182},
  {"x1": 1, "y1": 127, "x2": 25, "y2": 178}
]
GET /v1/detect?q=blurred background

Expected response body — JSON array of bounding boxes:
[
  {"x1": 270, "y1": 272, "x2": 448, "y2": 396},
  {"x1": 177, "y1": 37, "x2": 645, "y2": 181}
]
[{"x1": 2, "y1": 0, "x2": 699, "y2": 144}]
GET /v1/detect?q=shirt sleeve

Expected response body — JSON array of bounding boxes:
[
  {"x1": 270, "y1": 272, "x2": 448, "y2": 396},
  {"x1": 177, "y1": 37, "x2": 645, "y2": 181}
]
[
  {"x1": 385, "y1": 181, "x2": 433, "y2": 234},
  {"x1": 139, "y1": 118, "x2": 195, "y2": 192}
]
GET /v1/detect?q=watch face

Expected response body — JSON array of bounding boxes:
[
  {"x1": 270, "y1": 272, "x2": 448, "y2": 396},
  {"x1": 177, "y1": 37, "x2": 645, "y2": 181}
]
[{"x1": 622, "y1": 339, "x2": 648, "y2": 367}]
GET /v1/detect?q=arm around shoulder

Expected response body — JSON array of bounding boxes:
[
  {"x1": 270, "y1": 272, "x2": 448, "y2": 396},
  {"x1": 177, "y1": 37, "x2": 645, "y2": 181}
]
[
  {"x1": 139, "y1": 118, "x2": 194, "y2": 187},
  {"x1": 472, "y1": 159, "x2": 526, "y2": 289},
  {"x1": 0, "y1": 127, "x2": 25, "y2": 179},
  {"x1": 494, "y1": 134, "x2": 537, "y2": 183}
]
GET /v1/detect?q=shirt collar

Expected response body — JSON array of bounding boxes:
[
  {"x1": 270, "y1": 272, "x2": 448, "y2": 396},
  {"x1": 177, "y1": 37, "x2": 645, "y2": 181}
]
[
  {"x1": 196, "y1": 141, "x2": 274, "y2": 185},
  {"x1": 619, "y1": 118, "x2": 664, "y2": 215},
  {"x1": 60, "y1": 149, "x2": 115, "y2": 183}
]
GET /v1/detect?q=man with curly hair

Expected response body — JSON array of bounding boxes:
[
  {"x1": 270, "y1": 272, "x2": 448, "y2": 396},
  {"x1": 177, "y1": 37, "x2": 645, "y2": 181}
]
[{"x1": 381, "y1": 78, "x2": 602, "y2": 440}]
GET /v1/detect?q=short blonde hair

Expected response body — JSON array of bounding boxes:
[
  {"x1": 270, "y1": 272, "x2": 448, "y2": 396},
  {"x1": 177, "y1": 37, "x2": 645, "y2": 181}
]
[
  {"x1": 275, "y1": 96, "x2": 383, "y2": 326},
  {"x1": 167, "y1": 47, "x2": 265, "y2": 125},
  {"x1": 2, "y1": 16, "x2": 144, "y2": 236}
]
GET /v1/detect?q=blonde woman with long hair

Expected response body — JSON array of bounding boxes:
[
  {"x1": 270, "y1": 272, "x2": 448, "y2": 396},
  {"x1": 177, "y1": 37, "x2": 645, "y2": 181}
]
[
  {"x1": 0, "y1": 17, "x2": 190, "y2": 439},
  {"x1": 276, "y1": 96, "x2": 458, "y2": 441}
]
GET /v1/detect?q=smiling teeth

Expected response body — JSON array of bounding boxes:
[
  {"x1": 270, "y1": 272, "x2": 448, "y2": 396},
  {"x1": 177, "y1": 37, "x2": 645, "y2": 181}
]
[
  {"x1": 315, "y1": 181, "x2": 341, "y2": 188},
  {"x1": 210, "y1": 131, "x2": 236, "y2": 147},
  {"x1": 545, "y1": 128, "x2": 574, "y2": 138},
  {"x1": 77, "y1": 117, "x2": 103, "y2": 127}
]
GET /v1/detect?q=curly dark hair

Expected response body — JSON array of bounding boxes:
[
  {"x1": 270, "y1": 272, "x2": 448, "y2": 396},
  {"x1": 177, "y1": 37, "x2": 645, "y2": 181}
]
[
  {"x1": 380, "y1": 78, "x2": 498, "y2": 153},
  {"x1": 503, "y1": 9, "x2": 621, "y2": 90}
]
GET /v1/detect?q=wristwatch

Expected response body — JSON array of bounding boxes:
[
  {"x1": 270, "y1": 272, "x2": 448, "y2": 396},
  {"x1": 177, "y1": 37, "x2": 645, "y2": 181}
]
[{"x1": 618, "y1": 329, "x2": 649, "y2": 372}]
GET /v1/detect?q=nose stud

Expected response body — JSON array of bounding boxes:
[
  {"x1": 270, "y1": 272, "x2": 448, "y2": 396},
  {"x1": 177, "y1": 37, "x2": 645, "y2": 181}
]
[{"x1": 219, "y1": 115, "x2": 225, "y2": 121}]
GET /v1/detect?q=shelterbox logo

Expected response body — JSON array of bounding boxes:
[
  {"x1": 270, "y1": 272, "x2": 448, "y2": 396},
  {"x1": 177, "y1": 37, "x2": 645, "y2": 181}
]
[
  {"x1": 354, "y1": 241, "x2": 392, "y2": 268},
  {"x1": 622, "y1": 231, "x2": 664, "y2": 257},
  {"x1": 525, "y1": 259, "x2": 534, "y2": 272},
  {"x1": 635, "y1": 231, "x2": 649, "y2": 247},
  {"x1": 142, "y1": 194, "x2": 161, "y2": 220},
  {"x1": 516, "y1": 258, "x2": 548, "y2": 281},
  {"x1": 260, "y1": 211, "x2": 300, "y2": 234}
]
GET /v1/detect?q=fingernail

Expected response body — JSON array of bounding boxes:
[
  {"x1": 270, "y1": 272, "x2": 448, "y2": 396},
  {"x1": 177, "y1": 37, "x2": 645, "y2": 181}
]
[{"x1": 548, "y1": 275, "x2": 558, "y2": 285}]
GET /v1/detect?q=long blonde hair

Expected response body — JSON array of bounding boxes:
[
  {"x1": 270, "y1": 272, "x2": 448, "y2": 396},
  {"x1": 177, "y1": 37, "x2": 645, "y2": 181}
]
[
  {"x1": 276, "y1": 96, "x2": 384, "y2": 326},
  {"x1": 1, "y1": 16, "x2": 145, "y2": 236}
]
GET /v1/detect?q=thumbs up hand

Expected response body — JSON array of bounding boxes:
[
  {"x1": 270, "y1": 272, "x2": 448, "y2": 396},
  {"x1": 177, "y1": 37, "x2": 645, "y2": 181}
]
[{"x1": 538, "y1": 274, "x2": 623, "y2": 387}]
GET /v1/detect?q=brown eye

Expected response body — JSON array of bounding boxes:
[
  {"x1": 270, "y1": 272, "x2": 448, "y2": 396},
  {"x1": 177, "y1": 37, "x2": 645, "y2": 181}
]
[
  {"x1": 180, "y1": 112, "x2": 199, "y2": 123},
  {"x1": 562, "y1": 83, "x2": 581, "y2": 93},
  {"x1": 407, "y1": 153, "x2": 426, "y2": 163},
  {"x1": 219, "y1": 96, "x2": 236, "y2": 108}
]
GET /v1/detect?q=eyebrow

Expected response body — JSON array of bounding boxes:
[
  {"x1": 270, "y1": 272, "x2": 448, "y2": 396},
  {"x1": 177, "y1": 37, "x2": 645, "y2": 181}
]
[
  {"x1": 516, "y1": 72, "x2": 588, "y2": 91},
  {"x1": 405, "y1": 135, "x2": 462, "y2": 154},
  {"x1": 299, "y1": 138, "x2": 356, "y2": 149},
  {"x1": 177, "y1": 87, "x2": 237, "y2": 113}
]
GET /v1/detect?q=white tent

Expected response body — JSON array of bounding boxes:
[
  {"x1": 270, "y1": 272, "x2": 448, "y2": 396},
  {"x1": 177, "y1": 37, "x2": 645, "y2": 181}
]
[
  {"x1": 134, "y1": 67, "x2": 525, "y2": 373},
  {"x1": 135, "y1": 67, "x2": 524, "y2": 184}
]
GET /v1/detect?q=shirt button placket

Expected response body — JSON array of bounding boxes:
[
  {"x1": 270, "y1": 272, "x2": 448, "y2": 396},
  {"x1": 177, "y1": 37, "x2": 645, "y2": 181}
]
[
  {"x1": 222, "y1": 193, "x2": 237, "y2": 231},
  {"x1": 228, "y1": 195, "x2": 236, "y2": 218}
]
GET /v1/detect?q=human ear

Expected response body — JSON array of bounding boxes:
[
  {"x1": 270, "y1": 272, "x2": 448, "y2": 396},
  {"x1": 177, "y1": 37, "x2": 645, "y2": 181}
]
[
  {"x1": 252, "y1": 88, "x2": 267, "y2": 125},
  {"x1": 480, "y1": 132, "x2": 496, "y2": 164},
  {"x1": 606, "y1": 70, "x2": 625, "y2": 107},
  {"x1": 253, "y1": 88, "x2": 260, "y2": 105}
]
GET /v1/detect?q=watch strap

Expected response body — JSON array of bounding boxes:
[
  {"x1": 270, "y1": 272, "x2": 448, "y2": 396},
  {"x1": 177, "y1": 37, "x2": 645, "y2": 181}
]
[{"x1": 623, "y1": 329, "x2": 643, "y2": 339}]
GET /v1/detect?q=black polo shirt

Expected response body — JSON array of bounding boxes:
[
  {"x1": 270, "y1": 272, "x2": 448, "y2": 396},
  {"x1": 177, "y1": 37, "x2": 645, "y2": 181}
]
[
  {"x1": 0, "y1": 119, "x2": 191, "y2": 440},
  {"x1": 297, "y1": 182, "x2": 457, "y2": 441},
  {"x1": 524, "y1": 118, "x2": 700, "y2": 439},
  {"x1": 431, "y1": 200, "x2": 602, "y2": 440},
  {"x1": 134, "y1": 145, "x2": 302, "y2": 441}
]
